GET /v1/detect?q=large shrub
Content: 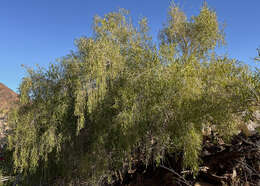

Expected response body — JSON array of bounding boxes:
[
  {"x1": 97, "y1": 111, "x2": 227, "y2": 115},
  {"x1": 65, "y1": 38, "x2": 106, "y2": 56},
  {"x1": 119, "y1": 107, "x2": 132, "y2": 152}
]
[{"x1": 7, "y1": 3, "x2": 260, "y2": 185}]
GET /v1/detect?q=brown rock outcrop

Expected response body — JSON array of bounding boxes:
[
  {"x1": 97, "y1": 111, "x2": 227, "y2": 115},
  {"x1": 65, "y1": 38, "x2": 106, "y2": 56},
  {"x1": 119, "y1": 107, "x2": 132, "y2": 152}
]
[
  {"x1": 0, "y1": 83, "x2": 18, "y2": 144},
  {"x1": 0, "y1": 83, "x2": 18, "y2": 112}
]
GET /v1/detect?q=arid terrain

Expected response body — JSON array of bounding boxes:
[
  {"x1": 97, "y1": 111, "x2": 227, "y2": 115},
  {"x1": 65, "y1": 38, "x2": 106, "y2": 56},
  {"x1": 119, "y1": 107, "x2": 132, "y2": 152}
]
[
  {"x1": 0, "y1": 83, "x2": 18, "y2": 143},
  {"x1": 0, "y1": 83, "x2": 18, "y2": 112}
]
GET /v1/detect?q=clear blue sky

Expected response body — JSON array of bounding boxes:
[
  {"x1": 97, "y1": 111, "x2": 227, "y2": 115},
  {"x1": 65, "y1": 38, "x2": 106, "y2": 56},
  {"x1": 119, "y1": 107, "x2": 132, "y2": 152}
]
[{"x1": 1, "y1": 0, "x2": 260, "y2": 92}]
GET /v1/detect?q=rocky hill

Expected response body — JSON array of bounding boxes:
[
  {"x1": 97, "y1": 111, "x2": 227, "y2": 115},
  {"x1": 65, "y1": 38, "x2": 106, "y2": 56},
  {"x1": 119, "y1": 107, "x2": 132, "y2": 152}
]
[
  {"x1": 0, "y1": 83, "x2": 18, "y2": 144},
  {"x1": 0, "y1": 83, "x2": 18, "y2": 112}
]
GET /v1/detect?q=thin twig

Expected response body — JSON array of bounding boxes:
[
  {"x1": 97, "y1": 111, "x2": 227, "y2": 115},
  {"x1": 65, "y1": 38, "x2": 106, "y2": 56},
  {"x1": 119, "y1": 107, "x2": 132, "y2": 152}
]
[
  {"x1": 236, "y1": 160, "x2": 259, "y2": 175},
  {"x1": 159, "y1": 165, "x2": 192, "y2": 186},
  {"x1": 1, "y1": 176, "x2": 12, "y2": 182},
  {"x1": 238, "y1": 136, "x2": 260, "y2": 148},
  {"x1": 181, "y1": 166, "x2": 209, "y2": 174}
]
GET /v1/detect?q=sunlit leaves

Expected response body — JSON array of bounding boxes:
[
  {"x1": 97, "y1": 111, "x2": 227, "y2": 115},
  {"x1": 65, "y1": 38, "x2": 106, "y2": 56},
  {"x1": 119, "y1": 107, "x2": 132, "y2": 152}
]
[{"x1": 160, "y1": 3, "x2": 224, "y2": 61}]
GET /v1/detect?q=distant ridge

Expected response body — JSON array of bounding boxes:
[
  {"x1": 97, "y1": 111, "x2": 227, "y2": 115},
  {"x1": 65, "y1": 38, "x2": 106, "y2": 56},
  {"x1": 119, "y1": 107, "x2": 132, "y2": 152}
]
[
  {"x1": 0, "y1": 83, "x2": 18, "y2": 112},
  {"x1": 0, "y1": 83, "x2": 18, "y2": 142}
]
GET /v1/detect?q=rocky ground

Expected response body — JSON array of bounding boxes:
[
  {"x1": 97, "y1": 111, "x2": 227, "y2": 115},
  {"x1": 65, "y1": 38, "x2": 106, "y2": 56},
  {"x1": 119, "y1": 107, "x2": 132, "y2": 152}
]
[{"x1": 118, "y1": 131, "x2": 260, "y2": 186}]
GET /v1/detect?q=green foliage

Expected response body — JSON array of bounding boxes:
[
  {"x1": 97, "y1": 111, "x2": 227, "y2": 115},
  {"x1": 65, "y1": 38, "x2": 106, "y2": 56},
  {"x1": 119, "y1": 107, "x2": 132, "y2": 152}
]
[
  {"x1": 160, "y1": 2, "x2": 224, "y2": 61},
  {"x1": 6, "y1": 3, "x2": 260, "y2": 185}
]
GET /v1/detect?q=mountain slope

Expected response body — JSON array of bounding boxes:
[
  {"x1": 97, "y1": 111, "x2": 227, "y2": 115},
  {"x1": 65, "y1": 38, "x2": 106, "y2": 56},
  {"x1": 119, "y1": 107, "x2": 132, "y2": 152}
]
[
  {"x1": 0, "y1": 83, "x2": 18, "y2": 143},
  {"x1": 0, "y1": 83, "x2": 18, "y2": 113}
]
